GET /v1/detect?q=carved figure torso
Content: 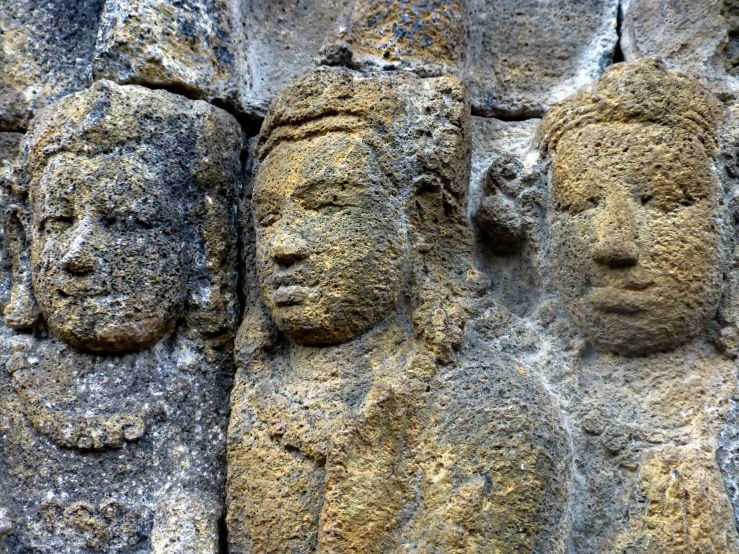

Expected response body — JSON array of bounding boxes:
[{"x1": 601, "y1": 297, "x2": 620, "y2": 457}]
[
  {"x1": 539, "y1": 60, "x2": 738, "y2": 553},
  {"x1": 0, "y1": 326, "x2": 232, "y2": 554}
]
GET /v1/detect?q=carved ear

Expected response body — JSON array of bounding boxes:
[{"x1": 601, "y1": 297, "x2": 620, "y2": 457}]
[{"x1": 3, "y1": 205, "x2": 40, "y2": 329}]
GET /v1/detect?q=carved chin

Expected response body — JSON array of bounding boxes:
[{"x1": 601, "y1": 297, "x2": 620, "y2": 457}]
[
  {"x1": 47, "y1": 312, "x2": 174, "y2": 352},
  {"x1": 269, "y1": 302, "x2": 376, "y2": 346},
  {"x1": 571, "y1": 296, "x2": 719, "y2": 356}
]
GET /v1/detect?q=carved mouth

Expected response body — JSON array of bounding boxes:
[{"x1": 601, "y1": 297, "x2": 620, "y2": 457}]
[
  {"x1": 622, "y1": 280, "x2": 653, "y2": 291},
  {"x1": 56, "y1": 285, "x2": 109, "y2": 297},
  {"x1": 587, "y1": 287, "x2": 653, "y2": 314},
  {"x1": 272, "y1": 285, "x2": 313, "y2": 306}
]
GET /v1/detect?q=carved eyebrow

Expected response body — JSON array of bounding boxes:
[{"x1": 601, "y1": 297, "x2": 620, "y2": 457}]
[
  {"x1": 293, "y1": 175, "x2": 359, "y2": 197},
  {"x1": 252, "y1": 184, "x2": 282, "y2": 205}
]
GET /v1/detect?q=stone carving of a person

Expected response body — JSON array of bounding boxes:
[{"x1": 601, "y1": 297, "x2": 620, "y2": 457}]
[
  {"x1": 539, "y1": 59, "x2": 739, "y2": 553},
  {"x1": 0, "y1": 80, "x2": 242, "y2": 554},
  {"x1": 227, "y1": 67, "x2": 573, "y2": 554}
]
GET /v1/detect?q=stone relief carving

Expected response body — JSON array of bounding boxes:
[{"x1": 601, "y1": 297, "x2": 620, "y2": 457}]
[
  {"x1": 6, "y1": 1, "x2": 739, "y2": 552},
  {"x1": 0, "y1": 80, "x2": 242, "y2": 553},
  {"x1": 226, "y1": 66, "x2": 572, "y2": 553},
  {"x1": 537, "y1": 60, "x2": 739, "y2": 553}
]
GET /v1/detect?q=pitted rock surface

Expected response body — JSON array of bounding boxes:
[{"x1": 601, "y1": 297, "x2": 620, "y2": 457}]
[{"x1": 5, "y1": 2, "x2": 739, "y2": 554}]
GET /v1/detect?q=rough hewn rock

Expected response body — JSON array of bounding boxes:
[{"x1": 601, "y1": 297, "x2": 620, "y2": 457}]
[
  {"x1": 0, "y1": 80, "x2": 242, "y2": 553},
  {"x1": 620, "y1": 0, "x2": 737, "y2": 83},
  {"x1": 0, "y1": 0, "x2": 105, "y2": 131},
  {"x1": 244, "y1": 0, "x2": 352, "y2": 116},
  {"x1": 93, "y1": 0, "x2": 248, "y2": 117},
  {"x1": 93, "y1": 0, "x2": 354, "y2": 119},
  {"x1": 325, "y1": 0, "x2": 468, "y2": 76},
  {"x1": 467, "y1": 0, "x2": 619, "y2": 118},
  {"x1": 0, "y1": 134, "x2": 23, "y2": 315}
]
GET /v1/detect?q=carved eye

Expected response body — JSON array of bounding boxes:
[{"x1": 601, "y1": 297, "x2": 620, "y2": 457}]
[
  {"x1": 680, "y1": 194, "x2": 696, "y2": 208},
  {"x1": 554, "y1": 200, "x2": 572, "y2": 213},
  {"x1": 101, "y1": 214, "x2": 117, "y2": 228},
  {"x1": 258, "y1": 212, "x2": 279, "y2": 227},
  {"x1": 135, "y1": 216, "x2": 154, "y2": 230},
  {"x1": 555, "y1": 197, "x2": 599, "y2": 216},
  {"x1": 40, "y1": 215, "x2": 73, "y2": 233}
]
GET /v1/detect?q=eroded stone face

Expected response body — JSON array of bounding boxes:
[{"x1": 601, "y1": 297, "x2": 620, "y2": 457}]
[
  {"x1": 29, "y1": 153, "x2": 188, "y2": 352},
  {"x1": 253, "y1": 132, "x2": 405, "y2": 346},
  {"x1": 549, "y1": 122, "x2": 722, "y2": 355},
  {"x1": 0, "y1": 80, "x2": 241, "y2": 553}
]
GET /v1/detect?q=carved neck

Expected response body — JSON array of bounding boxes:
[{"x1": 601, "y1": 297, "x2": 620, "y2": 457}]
[
  {"x1": 579, "y1": 338, "x2": 735, "y2": 440},
  {"x1": 286, "y1": 314, "x2": 412, "y2": 382}
]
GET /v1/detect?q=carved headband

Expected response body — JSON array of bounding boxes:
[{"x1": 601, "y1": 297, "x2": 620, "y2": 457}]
[{"x1": 539, "y1": 59, "x2": 725, "y2": 156}]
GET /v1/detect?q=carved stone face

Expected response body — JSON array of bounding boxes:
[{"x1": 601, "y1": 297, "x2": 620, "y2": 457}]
[
  {"x1": 548, "y1": 123, "x2": 723, "y2": 355},
  {"x1": 253, "y1": 132, "x2": 405, "y2": 345},
  {"x1": 29, "y1": 153, "x2": 189, "y2": 351}
]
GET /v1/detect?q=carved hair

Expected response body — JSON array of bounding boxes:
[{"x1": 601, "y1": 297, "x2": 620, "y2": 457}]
[{"x1": 538, "y1": 59, "x2": 724, "y2": 156}]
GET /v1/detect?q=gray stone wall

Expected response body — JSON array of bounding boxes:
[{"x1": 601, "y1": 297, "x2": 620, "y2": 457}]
[{"x1": 2, "y1": 1, "x2": 739, "y2": 553}]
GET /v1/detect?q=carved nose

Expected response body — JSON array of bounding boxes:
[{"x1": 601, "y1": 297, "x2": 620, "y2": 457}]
[
  {"x1": 271, "y1": 232, "x2": 309, "y2": 267},
  {"x1": 592, "y1": 238, "x2": 639, "y2": 267},
  {"x1": 61, "y1": 221, "x2": 96, "y2": 275},
  {"x1": 592, "y1": 195, "x2": 639, "y2": 267}
]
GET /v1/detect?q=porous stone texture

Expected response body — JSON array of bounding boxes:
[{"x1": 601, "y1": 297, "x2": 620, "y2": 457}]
[
  {"x1": 467, "y1": 0, "x2": 619, "y2": 117},
  {"x1": 532, "y1": 59, "x2": 739, "y2": 553},
  {"x1": 243, "y1": 0, "x2": 352, "y2": 116},
  {"x1": 92, "y1": 0, "x2": 353, "y2": 119},
  {"x1": 93, "y1": 0, "x2": 248, "y2": 117},
  {"x1": 620, "y1": 0, "x2": 738, "y2": 83},
  {"x1": 328, "y1": 0, "x2": 468, "y2": 76},
  {"x1": 0, "y1": 80, "x2": 242, "y2": 553},
  {"x1": 0, "y1": 134, "x2": 23, "y2": 315},
  {"x1": 7, "y1": 1, "x2": 739, "y2": 553},
  {"x1": 0, "y1": 0, "x2": 105, "y2": 130},
  {"x1": 226, "y1": 66, "x2": 572, "y2": 553}
]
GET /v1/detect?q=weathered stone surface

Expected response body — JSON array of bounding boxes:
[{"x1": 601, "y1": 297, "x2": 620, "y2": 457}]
[
  {"x1": 8, "y1": 2, "x2": 739, "y2": 552},
  {"x1": 226, "y1": 66, "x2": 572, "y2": 553},
  {"x1": 93, "y1": 0, "x2": 248, "y2": 117},
  {"x1": 0, "y1": 134, "x2": 23, "y2": 320},
  {"x1": 540, "y1": 59, "x2": 726, "y2": 355},
  {"x1": 620, "y1": 0, "x2": 738, "y2": 83},
  {"x1": 243, "y1": 0, "x2": 352, "y2": 116},
  {"x1": 0, "y1": 80, "x2": 242, "y2": 553},
  {"x1": 535, "y1": 60, "x2": 739, "y2": 553},
  {"x1": 0, "y1": 0, "x2": 105, "y2": 131},
  {"x1": 324, "y1": 0, "x2": 468, "y2": 76},
  {"x1": 467, "y1": 0, "x2": 619, "y2": 118},
  {"x1": 469, "y1": 117, "x2": 551, "y2": 320},
  {"x1": 93, "y1": 0, "x2": 354, "y2": 119}
]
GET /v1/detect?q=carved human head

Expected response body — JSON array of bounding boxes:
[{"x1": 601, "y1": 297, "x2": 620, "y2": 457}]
[
  {"x1": 252, "y1": 68, "x2": 470, "y2": 347},
  {"x1": 7, "y1": 80, "x2": 241, "y2": 352},
  {"x1": 539, "y1": 60, "x2": 726, "y2": 355}
]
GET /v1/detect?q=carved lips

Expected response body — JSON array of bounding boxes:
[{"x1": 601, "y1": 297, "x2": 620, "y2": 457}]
[
  {"x1": 272, "y1": 285, "x2": 313, "y2": 306},
  {"x1": 588, "y1": 277, "x2": 655, "y2": 314}
]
